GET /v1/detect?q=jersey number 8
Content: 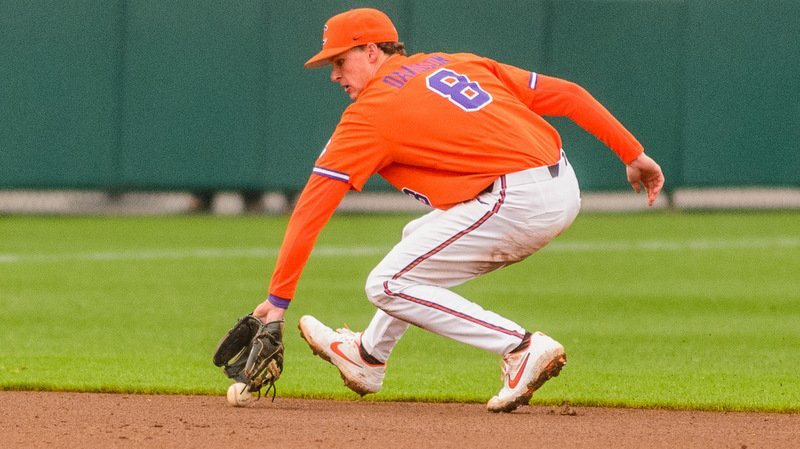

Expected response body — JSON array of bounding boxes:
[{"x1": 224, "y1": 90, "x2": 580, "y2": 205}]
[{"x1": 426, "y1": 69, "x2": 493, "y2": 112}]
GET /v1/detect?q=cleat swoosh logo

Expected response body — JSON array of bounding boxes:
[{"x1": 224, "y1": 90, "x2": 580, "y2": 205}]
[
  {"x1": 507, "y1": 353, "x2": 531, "y2": 389},
  {"x1": 330, "y1": 341, "x2": 360, "y2": 367}
]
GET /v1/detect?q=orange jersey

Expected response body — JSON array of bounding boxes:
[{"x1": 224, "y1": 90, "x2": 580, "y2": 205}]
[
  {"x1": 313, "y1": 52, "x2": 643, "y2": 209},
  {"x1": 268, "y1": 52, "x2": 643, "y2": 302}
]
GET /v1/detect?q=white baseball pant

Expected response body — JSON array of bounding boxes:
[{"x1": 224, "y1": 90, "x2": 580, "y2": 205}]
[{"x1": 361, "y1": 152, "x2": 581, "y2": 361}]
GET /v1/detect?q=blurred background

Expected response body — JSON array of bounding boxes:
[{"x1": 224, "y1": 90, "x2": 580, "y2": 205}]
[{"x1": 1, "y1": 0, "x2": 798, "y2": 215}]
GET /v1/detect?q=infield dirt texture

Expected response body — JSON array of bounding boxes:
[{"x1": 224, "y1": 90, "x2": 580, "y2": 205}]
[{"x1": 3, "y1": 391, "x2": 799, "y2": 448}]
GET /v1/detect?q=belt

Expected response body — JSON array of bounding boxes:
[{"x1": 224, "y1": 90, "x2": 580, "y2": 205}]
[{"x1": 482, "y1": 152, "x2": 567, "y2": 194}]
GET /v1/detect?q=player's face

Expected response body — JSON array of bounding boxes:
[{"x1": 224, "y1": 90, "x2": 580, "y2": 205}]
[{"x1": 330, "y1": 47, "x2": 373, "y2": 100}]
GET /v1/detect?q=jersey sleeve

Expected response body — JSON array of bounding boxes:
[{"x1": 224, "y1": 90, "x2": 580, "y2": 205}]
[
  {"x1": 492, "y1": 61, "x2": 644, "y2": 164},
  {"x1": 313, "y1": 106, "x2": 391, "y2": 191},
  {"x1": 268, "y1": 106, "x2": 390, "y2": 306},
  {"x1": 267, "y1": 173, "x2": 351, "y2": 305}
]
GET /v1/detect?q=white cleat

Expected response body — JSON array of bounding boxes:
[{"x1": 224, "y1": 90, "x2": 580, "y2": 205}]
[
  {"x1": 487, "y1": 331, "x2": 566, "y2": 413},
  {"x1": 298, "y1": 315, "x2": 385, "y2": 396}
]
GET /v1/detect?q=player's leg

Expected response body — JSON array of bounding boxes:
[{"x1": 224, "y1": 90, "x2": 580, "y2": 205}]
[
  {"x1": 364, "y1": 160, "x2": 580, "y2": 354},
  {"x1": 356, "y1": 192, "x2": 534, "y2": 361},
  {"x1": 362, "y1": 156, "x2": 580, "y2": 410},
  {"x1": 295, "y1": 206, "x2": 479, "y2": 394},
  {"x1": 301, "y1": 155, "x2": 581, "y2": 403},
  {"x1": 295, "y1": 209, "x2": 443, "y2": 393},
  {"x1": 364, "y1": 202, "x2": 528, "y2": 355},
  {"x1": 360, "y1": 309, "x2": 409, "y2": 362},
  {"x1": 357, "y1": 207, "x2": 445, "y2": 361}
]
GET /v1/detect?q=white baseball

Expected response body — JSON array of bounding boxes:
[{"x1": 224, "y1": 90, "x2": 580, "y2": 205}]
[{"x1": 226, "y1": 382, "x2": 253, "y2": 407}]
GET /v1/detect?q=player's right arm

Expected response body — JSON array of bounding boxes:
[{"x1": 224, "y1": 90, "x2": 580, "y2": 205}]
[
  {"x1": 255, "y1": 110, "x2": 386, "y2": 321},
  {"x1": 253, "y1": 173, "x2": 351, "y2": 322}
]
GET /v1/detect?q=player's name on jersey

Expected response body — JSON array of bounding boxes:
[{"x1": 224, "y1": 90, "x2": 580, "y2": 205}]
[{"x1": 382, "y1": 54, "x2": 451, "y2": 89}]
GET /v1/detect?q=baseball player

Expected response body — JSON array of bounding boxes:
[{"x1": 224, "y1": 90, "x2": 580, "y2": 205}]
[{"x1": 241, "y1": 8, "x2": 664, "y2": 412}]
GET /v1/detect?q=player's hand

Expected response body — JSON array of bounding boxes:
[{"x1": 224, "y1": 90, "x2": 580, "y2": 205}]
[
  {"x1": 626, "y1": 153, "x2": 665, "y2": 206},
  {"x1": 253, "y1": 297, "x2": 287, "y2": 322}
]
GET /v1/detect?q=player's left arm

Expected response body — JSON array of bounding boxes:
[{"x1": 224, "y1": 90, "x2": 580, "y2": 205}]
[
  {"x1": 491, "y1": 60, "x2": 663, "y2": 204},
  {"x1": 525, "y1": 75, "x2": 643, "y2": 162},
  {"x1": 533, "y1": 76, "x2": 664, "y2": 204},
  {"x1": 534, "y1": 75, "x2": 665, "y2": 204}
]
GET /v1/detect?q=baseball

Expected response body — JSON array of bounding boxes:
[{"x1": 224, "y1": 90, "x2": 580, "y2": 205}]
[{"x1": 226, "y1": 382, "x2": 253, "y2": 407}]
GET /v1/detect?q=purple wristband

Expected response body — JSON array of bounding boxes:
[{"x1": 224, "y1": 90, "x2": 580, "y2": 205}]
[{"x1": 268, "y1": 294, "x2": 291, "y2": 309}]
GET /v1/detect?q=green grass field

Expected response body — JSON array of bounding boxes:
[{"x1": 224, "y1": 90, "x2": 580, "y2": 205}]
[{"x1": 1, "y1": 211, "x2": 798, "y2": 412}]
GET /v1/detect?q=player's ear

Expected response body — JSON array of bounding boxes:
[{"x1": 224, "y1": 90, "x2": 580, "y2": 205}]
[{"x1": 366, "y1": 43, "x2": 381, "y2": 63}]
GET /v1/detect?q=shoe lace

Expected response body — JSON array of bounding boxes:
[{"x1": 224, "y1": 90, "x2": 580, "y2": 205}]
[
  {"x1": 335, "y1": 324, "x2": 358, "y2": 339},
  {"x1": 499, "y1": 352, "x2": 521, "y2": 381}
]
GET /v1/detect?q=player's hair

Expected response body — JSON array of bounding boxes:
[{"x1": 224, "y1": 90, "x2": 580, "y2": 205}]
[
  {"x1": 376, "y1": 42, "x2": 407, "y2": 56},
  {"x1": 351, "y1": 42, "x2": 407, "y2": 57}
]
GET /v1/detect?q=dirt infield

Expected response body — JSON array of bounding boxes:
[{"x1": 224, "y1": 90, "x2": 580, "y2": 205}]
[{"x1": 1, "y1": 391, "x2": 797, "y2": 449}]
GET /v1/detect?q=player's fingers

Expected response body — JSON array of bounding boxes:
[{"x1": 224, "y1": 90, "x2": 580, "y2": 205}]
[
  {"x1": 645, "y1": 175, "x2": 664, "y2": 206},
  {"x1": 646, "y1": 188, "x2": 656, "y2": 206}
]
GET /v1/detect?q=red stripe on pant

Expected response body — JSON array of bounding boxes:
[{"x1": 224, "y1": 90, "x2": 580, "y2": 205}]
[
  {"x1": 392, "y1": 176, "x2": 507, "y2": 281},
  {"x1": 382, "y1": 282, "x2": 526, "y2": 339}
]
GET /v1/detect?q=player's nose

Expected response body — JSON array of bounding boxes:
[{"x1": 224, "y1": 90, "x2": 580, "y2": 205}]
[{"x1": 330, "y1": 67, "x2": 340, "y2": 83}]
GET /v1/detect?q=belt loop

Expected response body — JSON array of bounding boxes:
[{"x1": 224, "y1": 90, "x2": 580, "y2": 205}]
[{"x1": 548, "y1": 163, "x2": 559, "y2": 178}]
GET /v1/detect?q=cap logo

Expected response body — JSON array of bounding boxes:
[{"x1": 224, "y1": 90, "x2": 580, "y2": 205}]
[{"x1": 322, "y1": 24, "x2": 328, "y2": 46}]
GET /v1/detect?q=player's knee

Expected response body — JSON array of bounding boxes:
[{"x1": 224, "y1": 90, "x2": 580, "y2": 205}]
[
  {"x1": 364, "y1": 269, "x2": 392, "y2": 306},
  {"x1": 401, "y1": 215, "x2": 426, "y2": 239}
]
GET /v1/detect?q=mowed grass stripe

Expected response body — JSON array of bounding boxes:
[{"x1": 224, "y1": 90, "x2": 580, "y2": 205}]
[
  {"x1": 1, "y1": 237, "x2": 798, "y2": 264},
  {"x1": 0, "y1": 246, "x2": 386, "y2": 263}
]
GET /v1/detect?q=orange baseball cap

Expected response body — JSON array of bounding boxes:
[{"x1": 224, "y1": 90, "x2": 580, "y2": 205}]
[{"x1": 304, "y1": 8, "x2": 399, "y2": 69}]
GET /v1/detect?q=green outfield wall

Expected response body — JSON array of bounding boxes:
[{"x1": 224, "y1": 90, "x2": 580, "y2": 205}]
[{"x1": 1, "y1": 1, "x2": 798, "y2": 192}]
